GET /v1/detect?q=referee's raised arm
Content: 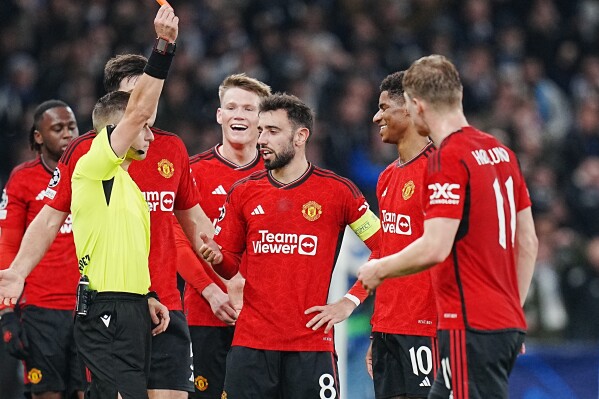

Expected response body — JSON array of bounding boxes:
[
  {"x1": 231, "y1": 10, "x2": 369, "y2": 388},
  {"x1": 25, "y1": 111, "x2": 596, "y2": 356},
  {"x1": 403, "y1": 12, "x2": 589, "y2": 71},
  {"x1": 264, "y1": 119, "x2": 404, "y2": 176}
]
[
  {"x1": 68, "y1": 5, "x2": 181, "y2": 398},
  {"x1": 110, "y1": 4, "x2": 178, "y2": 158}
]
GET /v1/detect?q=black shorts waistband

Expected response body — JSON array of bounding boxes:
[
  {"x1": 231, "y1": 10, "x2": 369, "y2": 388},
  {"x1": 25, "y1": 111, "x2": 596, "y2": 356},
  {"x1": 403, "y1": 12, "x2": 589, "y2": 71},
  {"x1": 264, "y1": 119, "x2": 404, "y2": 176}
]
[{"x1": 94, "y1": 292, "x2": 146, "y2": 302}]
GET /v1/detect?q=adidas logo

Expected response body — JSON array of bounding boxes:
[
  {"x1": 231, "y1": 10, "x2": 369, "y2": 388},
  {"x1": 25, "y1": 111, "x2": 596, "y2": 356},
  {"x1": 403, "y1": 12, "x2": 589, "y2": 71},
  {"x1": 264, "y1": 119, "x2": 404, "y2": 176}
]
[
  {"x1": 251, "y1": 205, "x2": 265, "y2": 215},
  {"x1": 419, "y1": 377, "x2": 431, "y2": 387},
  {"x1": 212, "y1": 185, "x2": 227, "y2": 195},
  {"x1": 382, "y1": 187, "x2": 388, "y2": 197},
  {"x1": 35, "y1": 190, "x2": 46, "y2": 201}
]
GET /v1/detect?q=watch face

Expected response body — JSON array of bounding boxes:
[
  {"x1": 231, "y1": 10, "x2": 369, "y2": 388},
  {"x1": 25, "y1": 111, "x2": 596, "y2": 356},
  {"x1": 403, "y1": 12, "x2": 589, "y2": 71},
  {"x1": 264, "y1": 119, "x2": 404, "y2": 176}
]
[
  {"x1": 156, "y1": 39, "x2": 168, "y2": 52},
  {"x1": 155, "y1": 38, "x2": 175, "y2": 54}
]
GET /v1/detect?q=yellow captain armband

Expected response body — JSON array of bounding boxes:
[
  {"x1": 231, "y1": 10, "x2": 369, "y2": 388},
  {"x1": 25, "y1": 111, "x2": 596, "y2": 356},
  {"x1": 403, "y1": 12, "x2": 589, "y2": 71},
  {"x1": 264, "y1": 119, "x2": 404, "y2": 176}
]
[{"x1": 349, "y1": 209, "x2": 381, "y2": 242}]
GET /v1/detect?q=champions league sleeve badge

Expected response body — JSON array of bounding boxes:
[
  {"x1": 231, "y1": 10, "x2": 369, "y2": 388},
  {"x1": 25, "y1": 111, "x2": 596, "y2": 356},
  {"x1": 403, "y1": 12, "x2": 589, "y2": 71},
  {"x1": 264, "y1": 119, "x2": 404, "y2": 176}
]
[
  {"x1": 0, "y1": 189, "x2": 7, "y2": 209},
  {"x1": 48, "y1": 168, "x2": 61, "y2": 188},
  {"x1": 0, "y1": 189, "x2": 7, "y2": 219}
]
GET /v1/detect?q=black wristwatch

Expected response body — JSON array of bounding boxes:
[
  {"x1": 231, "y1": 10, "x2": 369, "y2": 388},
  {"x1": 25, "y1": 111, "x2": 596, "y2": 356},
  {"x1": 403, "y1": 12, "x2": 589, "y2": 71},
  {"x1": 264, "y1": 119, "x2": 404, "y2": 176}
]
[
  {"x1": 154, "y1": 37, "x2": 176, "y2": 55},
  {"x1": 146, "y1": 291, "x2": 160, "y2": 301}
]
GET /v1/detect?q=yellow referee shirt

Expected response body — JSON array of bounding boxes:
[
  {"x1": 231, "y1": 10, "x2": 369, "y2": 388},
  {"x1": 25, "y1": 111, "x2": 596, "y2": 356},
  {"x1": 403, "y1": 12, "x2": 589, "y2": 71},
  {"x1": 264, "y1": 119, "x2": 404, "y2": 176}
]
[{"x1": 71, "y1": 126, "x2": 151, "y2": 294}]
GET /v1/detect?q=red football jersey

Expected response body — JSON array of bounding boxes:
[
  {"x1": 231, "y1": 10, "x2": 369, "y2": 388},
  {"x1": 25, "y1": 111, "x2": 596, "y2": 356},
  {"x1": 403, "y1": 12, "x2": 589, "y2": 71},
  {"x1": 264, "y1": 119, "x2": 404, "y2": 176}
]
[
  {"x1": 424, "y1": 126, "x2": 531, "y2": 331},
  {"x1": 214, "y1": 165, "x2": 374, "y2": 352},
  {"x1": 44, "y1": 128, "x2": 200, "y2": 310},
  {"x1": 177, "y1": 144, "x2": 263, "y2": 326},
  {"x1": 372, "y1": 144, "x2": 436, "y2": 336},
  {"x1": 0, "y1": 158, "x2": 78, "y2": 309}
]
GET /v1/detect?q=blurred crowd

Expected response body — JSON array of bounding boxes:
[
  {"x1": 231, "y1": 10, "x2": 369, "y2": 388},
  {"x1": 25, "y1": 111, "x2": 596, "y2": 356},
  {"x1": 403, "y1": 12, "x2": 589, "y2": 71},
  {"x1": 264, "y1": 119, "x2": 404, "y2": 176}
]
[{"x1": 1, "y1": 0, "x2": 599, "y2": 342}]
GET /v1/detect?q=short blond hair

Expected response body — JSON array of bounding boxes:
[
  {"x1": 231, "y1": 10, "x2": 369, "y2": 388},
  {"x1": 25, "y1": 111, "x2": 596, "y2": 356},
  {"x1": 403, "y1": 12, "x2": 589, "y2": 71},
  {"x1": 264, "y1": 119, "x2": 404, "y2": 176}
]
[
  {"x1": 403, "y1": 55, "x2": 462, "y2": 108},
  {"x1": 218, "y1": 73, "x2": 272, "y2": 102}
]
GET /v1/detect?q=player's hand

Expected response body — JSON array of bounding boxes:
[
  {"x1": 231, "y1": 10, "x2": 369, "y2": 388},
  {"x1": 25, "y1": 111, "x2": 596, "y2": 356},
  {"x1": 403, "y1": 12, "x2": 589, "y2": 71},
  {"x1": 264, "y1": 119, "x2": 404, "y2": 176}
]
[
  {"x1": 198, "y1": 232, "x2": 223, "y2": 265},
  {"x1": 304, "y1": 297, "x2": 357, "y2": 334},
  {"x1": 358, "y1": 259, "x2": 383, "y2": 295},
  {"x1": 0, "y1": 310, "x2": 28, "y2": 360},
  {"x1": 226, "y1": 273, "x2": 245, "y2": 312},
  {"x1": 201, "y1": 283, "x2": 238, "y2": 326},
  {"x1": 0, "y1": 268, "x2": 25, "y2": 306},
  {"x1": 154, "y1": 4, "x2": 179, "y2": 43},
  {"x1": 365, "y1": 340, "x2": 373, "y2": 379},
  {"x1": 148, "y1": 297, "x2": 170, "y2": 336}
]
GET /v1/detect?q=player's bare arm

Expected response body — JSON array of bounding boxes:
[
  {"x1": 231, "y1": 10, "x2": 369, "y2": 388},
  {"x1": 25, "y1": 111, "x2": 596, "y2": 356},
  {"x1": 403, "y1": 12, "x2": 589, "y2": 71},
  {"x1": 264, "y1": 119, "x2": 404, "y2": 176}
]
[
  {"x1": 515, "y1": 207, "x2": 538, "y2": 306},
  {"x1": 226, "y1": 273, "x2": 245, "y2": 311},
  {"x1": 0, "y1": 205, "x2": 67, "y2": 305},
  {"x1": 174, "y1": 204, "x2": 215, "y2": 255},
  {"x1": 358, "y1": 217, "x2": 459, "y2": 293},
  {"x1": 306, "y1": 209, "x2": 381, "y2": 328},
  {"x1": 109, "y1": 5, "x2": 178, "y2": 158},
  {"x1": 365, "y1": 340, "x2": 373, "y2": 379},
  {"x1": 201, "y1": 283, "x2": 238, "y2": 325}
]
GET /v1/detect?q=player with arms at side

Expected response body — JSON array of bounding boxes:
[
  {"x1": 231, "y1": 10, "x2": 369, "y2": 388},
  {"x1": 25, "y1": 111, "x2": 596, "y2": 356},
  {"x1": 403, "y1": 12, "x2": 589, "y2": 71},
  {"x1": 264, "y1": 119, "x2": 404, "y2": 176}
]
[
  {"x1": 199, "y1": 93, "x2": 381, "y2": 399},
  {"x1": 0, "y1": 7, "x2": 214, "y2": 399},
  {"x1": 0, "y1": 100, "x2": 84, "y2": 399},
  {"x1": 358, "y1": 55, "x2": 538, "y2": 399},
  {"x1": 174, "y1": 73, "x2": 271, "y2": 398},
  {"x1": 306, "y1": 71, "x2": 438, "y2": 399}
]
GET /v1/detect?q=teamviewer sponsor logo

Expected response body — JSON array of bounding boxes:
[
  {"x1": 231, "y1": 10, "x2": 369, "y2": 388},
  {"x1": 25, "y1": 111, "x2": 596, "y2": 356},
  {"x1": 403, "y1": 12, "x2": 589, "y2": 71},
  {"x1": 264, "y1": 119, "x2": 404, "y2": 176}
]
[
  {"x1": 143, "y1": 191, "x2": 175, "y2": 212},
  {"x1": 428, "y1": 183, "x2": 460, "y2": 205},
  {"x1": 251, "y1": 230, "x2": 318, "y2": 256},
  {"x1": 298, "y1": 235, "x2": 317, "y2": 255},
  {"x1": 381, "y1": 210, "x2": 411, "y2": 235}
]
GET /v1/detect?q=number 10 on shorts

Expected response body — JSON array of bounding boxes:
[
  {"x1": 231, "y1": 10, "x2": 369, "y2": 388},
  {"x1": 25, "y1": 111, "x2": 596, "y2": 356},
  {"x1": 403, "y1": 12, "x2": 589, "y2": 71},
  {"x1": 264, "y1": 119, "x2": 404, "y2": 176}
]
[{"x1": 409, "y1": 346, "x2": 433, "y2": 376}]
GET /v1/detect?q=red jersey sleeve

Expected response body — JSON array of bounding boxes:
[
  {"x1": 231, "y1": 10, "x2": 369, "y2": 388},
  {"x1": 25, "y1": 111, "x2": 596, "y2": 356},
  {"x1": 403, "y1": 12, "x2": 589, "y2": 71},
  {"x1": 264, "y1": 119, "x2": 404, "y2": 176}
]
[
  {"x1": 423, "y1": 149, "x2": 469, "y2": 220},
  {"x1": 0, "y1": 175, "x2": 27, "y2": 233},
  {"x1": 43, "y1": 133, "x2": 95, "y2": 212},
  {"x1": 174, "y1": 218, "x2": 221, "y2": 293},
  {"x1": 174, "y1": 138, "x2": 201, "y2": 210},
  {"x1": 514, "y1": 157, "x2": 532, "y2": 212},
  {"x1": 212, "y1": 187, "x2": 247, "y2": 278},
  {"x1": 0, "y1": 176, "x2": 26, "y2": 267}
]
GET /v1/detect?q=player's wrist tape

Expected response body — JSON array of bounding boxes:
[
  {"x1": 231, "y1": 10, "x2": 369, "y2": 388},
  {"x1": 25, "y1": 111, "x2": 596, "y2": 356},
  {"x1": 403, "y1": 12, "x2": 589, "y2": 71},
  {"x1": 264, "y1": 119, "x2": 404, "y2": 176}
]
[
  {"x1": 145, "y1": 291, "x2": 160, "y2": 301},
  {"x1": 344, "y1": 293, "x2": 361, "y2": 307},
  {"x1": 143, "y1": 45, "x2": 175, "y2": 80}
]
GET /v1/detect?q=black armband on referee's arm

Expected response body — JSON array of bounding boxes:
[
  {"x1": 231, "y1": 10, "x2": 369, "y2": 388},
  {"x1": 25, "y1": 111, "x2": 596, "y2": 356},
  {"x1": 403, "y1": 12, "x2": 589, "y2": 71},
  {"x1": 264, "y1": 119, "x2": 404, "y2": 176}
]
[
  {"x1": 143, "y1": 38, "x2": 176, "y2": 80},
  {"x1": 145, "y1": 291, "x2": 160, "y2": 301}
]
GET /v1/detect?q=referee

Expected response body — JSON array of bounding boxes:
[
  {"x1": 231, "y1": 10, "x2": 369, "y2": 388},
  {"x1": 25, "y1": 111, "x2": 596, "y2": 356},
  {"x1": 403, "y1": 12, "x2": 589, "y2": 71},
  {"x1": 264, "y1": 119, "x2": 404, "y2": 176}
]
[{"x1": 71, "y1": 5, "x2": 177, "y2": 399}]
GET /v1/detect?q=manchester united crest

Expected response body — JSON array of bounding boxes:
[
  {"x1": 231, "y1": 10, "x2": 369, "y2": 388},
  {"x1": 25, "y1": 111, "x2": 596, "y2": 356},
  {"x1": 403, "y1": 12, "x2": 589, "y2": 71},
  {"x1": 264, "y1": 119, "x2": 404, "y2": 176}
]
[
  {"x1": 195, "y1": 375, "x2": 208, "y2": 391},
  {"x1": 221, "y1": 391, "x2": 228, "y2": 399},
  {"x1": 402, "y1": 180, "x2": 415, "y2": 200},
  {"x1": 28, "y1": 368, "x2": 43, "y2": 384},
  {"x1": 302, "y1": 201, "x2": 322, "y2": 221},
  {"x1": 157, "y1": 159, "x2": 174, "y2": 178}
]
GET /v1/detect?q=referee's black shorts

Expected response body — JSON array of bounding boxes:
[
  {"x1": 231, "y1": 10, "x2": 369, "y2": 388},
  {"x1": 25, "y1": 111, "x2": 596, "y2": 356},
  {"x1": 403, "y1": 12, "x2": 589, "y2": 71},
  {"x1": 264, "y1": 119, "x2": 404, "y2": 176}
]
[{"x1": 74, "y1": 292, "x2": 151, "y2": 399}]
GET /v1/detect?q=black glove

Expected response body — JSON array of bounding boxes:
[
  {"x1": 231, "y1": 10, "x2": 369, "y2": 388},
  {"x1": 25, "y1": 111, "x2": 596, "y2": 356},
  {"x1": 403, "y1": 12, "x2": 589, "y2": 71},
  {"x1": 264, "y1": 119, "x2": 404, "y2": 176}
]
[{"x1": 0, "y1": 311, "x2": 28, "y2": 359}]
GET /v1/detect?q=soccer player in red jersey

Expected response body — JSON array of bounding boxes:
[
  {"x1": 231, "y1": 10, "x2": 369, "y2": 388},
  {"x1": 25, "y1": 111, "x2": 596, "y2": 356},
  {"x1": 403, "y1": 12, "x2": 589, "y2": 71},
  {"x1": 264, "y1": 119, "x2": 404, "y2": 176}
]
[
  {"x1": 0, "y1": 11, "x2": 214, "y2": 399},
  {"x1": 0, "y1": 100, "x2": 84, "y2": 399},
  {"x1": 198, "y1": 93, "x2": 381, "y2": 398},
  {"x1": 307, "y1": 71, "x2": 438, "y2": 399},
  {"x1": 174, "y1": 73, "x2": 271, "y2": 398},
  {"x1": 358, "y1": 55, "x2": 538, "y2": 399}
]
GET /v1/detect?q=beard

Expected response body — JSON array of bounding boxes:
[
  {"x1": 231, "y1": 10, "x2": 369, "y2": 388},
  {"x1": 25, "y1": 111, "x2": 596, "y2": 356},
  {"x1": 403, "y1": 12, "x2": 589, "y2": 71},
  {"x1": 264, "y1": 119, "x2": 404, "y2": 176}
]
[{"x1": 263, "y1": 143, "x2": 295, "y2": 170}]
